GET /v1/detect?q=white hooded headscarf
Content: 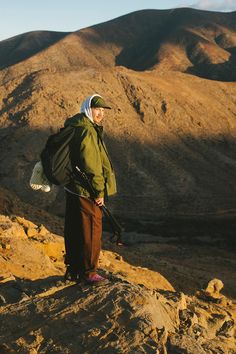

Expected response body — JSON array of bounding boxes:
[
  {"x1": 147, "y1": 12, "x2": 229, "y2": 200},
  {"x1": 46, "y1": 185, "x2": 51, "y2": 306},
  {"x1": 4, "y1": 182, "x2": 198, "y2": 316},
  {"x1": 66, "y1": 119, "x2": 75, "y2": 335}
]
[{"x1": 80, "y1": 94, "x2": 102, "y2": 123}]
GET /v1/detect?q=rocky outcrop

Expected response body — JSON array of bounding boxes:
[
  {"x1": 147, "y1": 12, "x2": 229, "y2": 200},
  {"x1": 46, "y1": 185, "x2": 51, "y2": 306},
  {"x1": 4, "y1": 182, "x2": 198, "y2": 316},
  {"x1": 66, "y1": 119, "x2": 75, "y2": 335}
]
[
  {"x1": 0, "y1": 210, "x2": 235, "y2": 353},
  {"x1": 0, "y1": 272, "x2": 235, "y2": 353}
]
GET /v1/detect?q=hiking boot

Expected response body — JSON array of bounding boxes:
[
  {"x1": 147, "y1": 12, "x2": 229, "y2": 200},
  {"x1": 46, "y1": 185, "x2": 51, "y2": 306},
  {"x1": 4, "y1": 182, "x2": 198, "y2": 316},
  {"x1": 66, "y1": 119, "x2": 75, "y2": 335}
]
[
  {"x1": 64, "y1": 268, "x2": 79, "y2": 283},
  {"x1": 83, "y1": 273, "x2": 108, "y2": 285}
]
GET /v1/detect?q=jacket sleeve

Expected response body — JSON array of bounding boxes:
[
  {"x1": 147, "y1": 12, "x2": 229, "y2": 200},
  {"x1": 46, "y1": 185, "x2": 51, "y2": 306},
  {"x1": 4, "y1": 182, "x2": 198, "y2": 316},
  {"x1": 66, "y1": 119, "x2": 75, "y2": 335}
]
[{"x1": 79, "y1": 129, "x2": 105, "y2": 197}]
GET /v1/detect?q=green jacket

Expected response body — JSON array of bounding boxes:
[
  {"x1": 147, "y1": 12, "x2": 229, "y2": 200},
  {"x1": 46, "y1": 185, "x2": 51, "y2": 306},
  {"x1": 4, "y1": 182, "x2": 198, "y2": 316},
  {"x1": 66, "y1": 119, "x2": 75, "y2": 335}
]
[{"x1": 65, "y1": 113, "x2": 117, "y2": 198}]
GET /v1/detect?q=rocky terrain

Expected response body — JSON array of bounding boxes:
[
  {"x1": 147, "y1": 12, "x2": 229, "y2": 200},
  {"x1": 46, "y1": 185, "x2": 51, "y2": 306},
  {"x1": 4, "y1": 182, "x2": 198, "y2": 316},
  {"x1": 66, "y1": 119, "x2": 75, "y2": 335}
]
[
  {"x1": 0, "y1": 7, "x2": 236, "y2": 353},
  {"x1": 0, "y1": 188, "x2": 235, "y2": 353}
]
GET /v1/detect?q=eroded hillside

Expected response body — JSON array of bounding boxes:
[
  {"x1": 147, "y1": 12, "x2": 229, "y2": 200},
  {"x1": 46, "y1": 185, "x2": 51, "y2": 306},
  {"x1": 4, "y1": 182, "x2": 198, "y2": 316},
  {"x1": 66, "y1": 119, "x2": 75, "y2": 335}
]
[{"x1": 1, "y1": 9, "x2": 236, "y2": 219}]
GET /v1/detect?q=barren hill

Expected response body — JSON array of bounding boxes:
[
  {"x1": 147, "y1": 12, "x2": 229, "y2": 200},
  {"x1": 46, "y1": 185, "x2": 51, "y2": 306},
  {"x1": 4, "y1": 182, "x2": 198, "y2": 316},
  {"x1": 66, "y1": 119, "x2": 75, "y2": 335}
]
[
  {"x1": 1, "y1": 8, "x2": 236, "y2": 78},
  {"x1": 0, "y1": 30, "x2": 70, "y2": 70},
  {"x1": 1, "y1": 8, "x2": 236, "y2": 220}
]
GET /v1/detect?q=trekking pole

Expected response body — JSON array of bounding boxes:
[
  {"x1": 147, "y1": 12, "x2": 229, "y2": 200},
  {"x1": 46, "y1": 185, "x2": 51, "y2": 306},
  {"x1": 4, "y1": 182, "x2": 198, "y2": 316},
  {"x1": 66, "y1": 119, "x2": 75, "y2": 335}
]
[{"x1": 75, "y1": 166, "x2": 124, "y2": 246}]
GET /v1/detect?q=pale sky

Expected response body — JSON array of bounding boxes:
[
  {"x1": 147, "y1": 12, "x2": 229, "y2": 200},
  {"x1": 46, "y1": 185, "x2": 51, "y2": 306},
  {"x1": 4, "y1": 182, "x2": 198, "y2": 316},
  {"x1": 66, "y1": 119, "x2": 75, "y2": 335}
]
[{"x1": 0, "y1": 0, "x2": 235, "y2": 42}]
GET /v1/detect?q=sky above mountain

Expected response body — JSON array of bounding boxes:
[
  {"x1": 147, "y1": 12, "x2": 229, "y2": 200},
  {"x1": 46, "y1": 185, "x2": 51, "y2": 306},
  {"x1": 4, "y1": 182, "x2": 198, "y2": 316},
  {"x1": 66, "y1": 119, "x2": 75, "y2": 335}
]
[{"x1": 0, "y1": 0, "x2": 236, "y2": 42}]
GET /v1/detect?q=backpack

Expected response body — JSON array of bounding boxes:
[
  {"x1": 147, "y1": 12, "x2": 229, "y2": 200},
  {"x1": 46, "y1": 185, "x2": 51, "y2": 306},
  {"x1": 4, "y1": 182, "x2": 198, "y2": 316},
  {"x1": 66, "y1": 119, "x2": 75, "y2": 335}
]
[{"x1": 40, "y1": 125, "x2": 76, "y2": 186}]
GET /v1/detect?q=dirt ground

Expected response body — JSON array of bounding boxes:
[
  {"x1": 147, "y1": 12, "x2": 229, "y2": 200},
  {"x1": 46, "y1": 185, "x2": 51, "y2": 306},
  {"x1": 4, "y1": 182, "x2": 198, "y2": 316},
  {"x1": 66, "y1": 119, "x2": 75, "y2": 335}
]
[
  {"x1": 0, "y1": 212, "x2": 236, "y2": 353},
  {"x1": 103, "y1": 214, "x2": 236, "y2": 299}
]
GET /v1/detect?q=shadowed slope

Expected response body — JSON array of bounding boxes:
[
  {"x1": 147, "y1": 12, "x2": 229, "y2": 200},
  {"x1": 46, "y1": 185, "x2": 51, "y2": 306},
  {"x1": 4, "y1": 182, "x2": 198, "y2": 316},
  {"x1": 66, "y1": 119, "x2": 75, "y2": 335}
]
[
  {"x1": 1, "y1": 68, "x2": 236, "y2": 217},
  {"x1": 0, "y1": 30, "x2": 70, "y2": 69},
  {"x1": 112, "y1": 8, "x2": 236, "y2": 77}
]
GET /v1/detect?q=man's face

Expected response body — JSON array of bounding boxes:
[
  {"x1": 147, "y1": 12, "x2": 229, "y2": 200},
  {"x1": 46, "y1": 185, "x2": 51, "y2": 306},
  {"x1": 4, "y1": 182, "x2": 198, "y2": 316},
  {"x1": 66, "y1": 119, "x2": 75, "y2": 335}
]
[{"x1": 91, "y1": 107, "x2": 105, "y2": 124}]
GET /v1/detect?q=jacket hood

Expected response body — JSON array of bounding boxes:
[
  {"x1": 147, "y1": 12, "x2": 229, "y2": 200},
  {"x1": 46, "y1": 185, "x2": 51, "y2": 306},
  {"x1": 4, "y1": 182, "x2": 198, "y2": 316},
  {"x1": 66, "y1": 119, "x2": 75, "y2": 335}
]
[{"x1": 64, "y1": 114, "x2": 104, "y2": 139}]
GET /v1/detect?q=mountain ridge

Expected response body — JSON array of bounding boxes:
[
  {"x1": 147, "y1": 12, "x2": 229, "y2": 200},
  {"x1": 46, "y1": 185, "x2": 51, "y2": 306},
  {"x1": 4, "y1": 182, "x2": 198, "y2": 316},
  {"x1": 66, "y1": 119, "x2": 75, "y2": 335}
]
[
  {"x1": 0, "y1": 30, "x2": 71, "y2": 70},
  {"x1": 0, "y1": 8, "x2": 236, "y2": 79},
  {"x1": 1, "y1": 8, "x2": 236, "y2": 218}
]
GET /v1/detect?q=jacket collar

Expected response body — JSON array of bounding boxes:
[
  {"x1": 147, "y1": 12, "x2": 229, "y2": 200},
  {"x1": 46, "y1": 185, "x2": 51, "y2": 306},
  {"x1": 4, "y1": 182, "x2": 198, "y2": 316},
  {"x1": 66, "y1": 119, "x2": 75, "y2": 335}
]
[{"x1": 65, "y1": 113, "x2": 103, "y2": 134}]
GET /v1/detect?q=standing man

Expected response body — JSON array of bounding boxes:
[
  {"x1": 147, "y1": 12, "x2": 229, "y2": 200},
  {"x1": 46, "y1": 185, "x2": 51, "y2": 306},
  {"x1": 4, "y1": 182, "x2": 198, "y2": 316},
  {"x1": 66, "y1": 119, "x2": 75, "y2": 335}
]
[{"x1": 64, "y1": 94, "x2": 117, "y2": 284}]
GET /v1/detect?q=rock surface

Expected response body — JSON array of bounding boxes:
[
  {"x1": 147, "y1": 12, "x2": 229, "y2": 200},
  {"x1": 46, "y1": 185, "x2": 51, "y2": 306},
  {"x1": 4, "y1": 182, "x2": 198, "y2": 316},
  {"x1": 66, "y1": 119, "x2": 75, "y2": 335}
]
[
  {"x1": 1, "y1": 277, "x2": 235, "y2": 354},
  {"x1": 0, "y1": 195, "x2": 235, "y2": 353}
]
